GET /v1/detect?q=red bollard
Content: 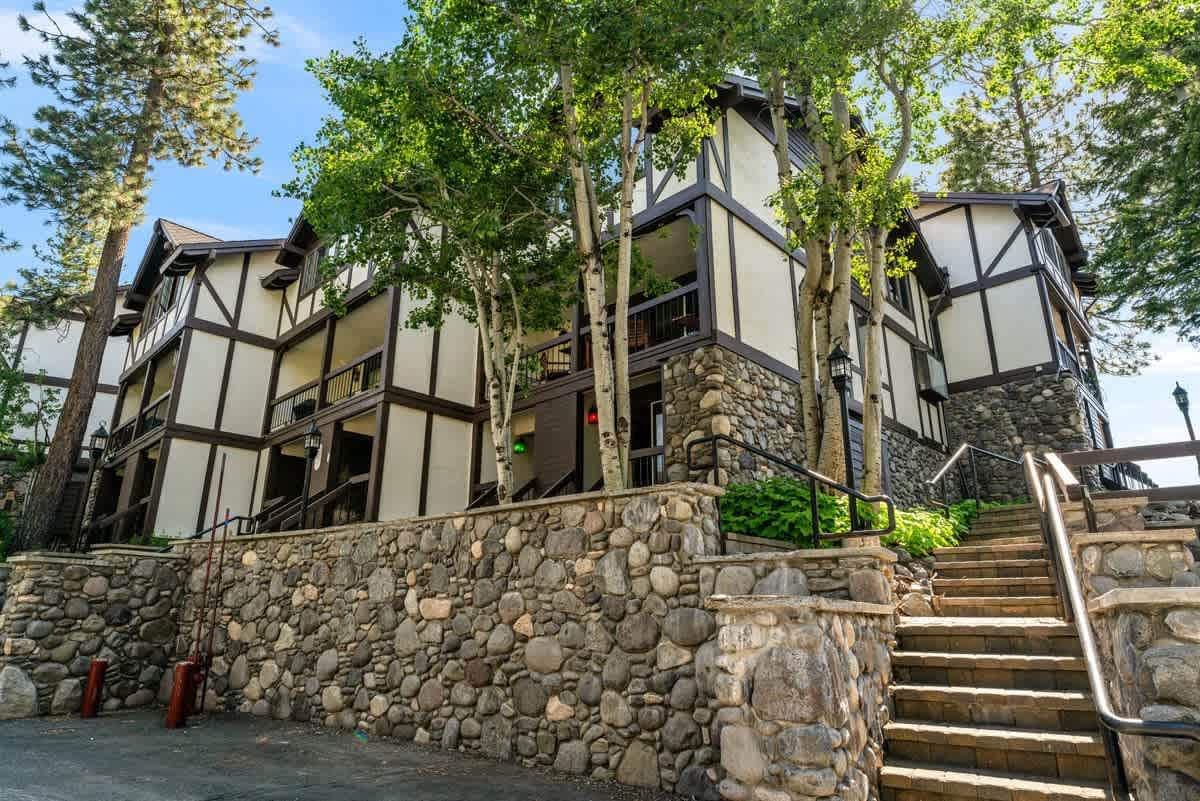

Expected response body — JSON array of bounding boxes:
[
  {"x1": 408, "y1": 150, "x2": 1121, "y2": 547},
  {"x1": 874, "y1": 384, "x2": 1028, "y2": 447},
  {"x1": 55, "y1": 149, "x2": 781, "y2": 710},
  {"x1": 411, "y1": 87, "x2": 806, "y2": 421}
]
[
  {"x1": 80, "y1": 658, "x2": 108, "y2": 719},
  {"x1": 164, "y1": 661, "x2": 194, "y2": 729}
]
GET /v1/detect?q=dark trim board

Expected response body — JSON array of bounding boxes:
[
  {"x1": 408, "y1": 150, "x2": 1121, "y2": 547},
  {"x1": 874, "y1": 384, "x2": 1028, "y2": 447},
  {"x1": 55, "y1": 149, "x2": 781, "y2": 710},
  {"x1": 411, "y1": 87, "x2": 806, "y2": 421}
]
[
  {"x1": 21, "y1": 373, "x2": 120, "y2": 395},
  {"x1": 195, "y1": 443, "x2": 218, "y2": 533},
  {"x1": 946, "y1": 361, "x2": 1060, "y2": 394},
  {"x1": 418, "y1": 411, "x2": 434, "y2": 516},
  {"x1": 945, "y1": 264, "x2": 1040, "y2": 298}
]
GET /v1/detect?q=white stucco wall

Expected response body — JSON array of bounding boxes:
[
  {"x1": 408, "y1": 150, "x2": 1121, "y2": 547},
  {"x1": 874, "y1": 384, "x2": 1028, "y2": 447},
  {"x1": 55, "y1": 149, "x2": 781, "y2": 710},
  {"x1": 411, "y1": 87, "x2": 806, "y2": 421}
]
[
  {"x1": 222, "y1": 342, "x2": 273, "y2": 436},
  {"x1": 708, "y1": 202, "x2": 737, "y2": 336},
  {"x1": 732, "y1": 218, "x2": 796, "y2": 369},
  {"x1": 193, "y1": 255, "x2": 243, "y2": 326},
  {"x1": 378, "y1": 404, "x2": 426, "y2": 521},
  {"x1": 937, "y1": 292, "x2": 991, "y2": 382},
  {"x1": 196, "y1": 445, "x2": 259, "y2": 529},
  {"x1": 434, "y1": 314, "x2": 478, "y2": 407},
  {"x1": 154, "y1": 438, "x2": 209, "y2": 537},
  {"x1": 987, "y1": 276, "x2": 1052, "y2": 372},
  {"x1": 971, "y1": 205, "x2": 1032, "y2": 276},
  {"x1": 175, "y1": 330, "x2": 228, "y2": 429},
  {"x1": 425, "y1": 415, "x2": 471, "y2": 515},
  {"x1": 915, "y1": 204, "x2": 975, "y2": 286},
  {"x1": 726, "y1": 111, "x2": 783, "y2": 234}
]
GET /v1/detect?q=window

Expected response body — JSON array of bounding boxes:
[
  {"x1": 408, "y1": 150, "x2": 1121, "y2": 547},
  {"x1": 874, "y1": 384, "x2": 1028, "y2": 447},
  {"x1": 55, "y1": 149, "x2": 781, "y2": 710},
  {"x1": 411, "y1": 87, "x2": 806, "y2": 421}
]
[
  {"x1": 886, "y1": 275, "x2": 912, "y2": 315},
  {"x1": 299, "y1": 246, "x2": 326, "y2": 296},
  {"x1": 142, "y1": 275, "x2": 181, "y2": 329}
]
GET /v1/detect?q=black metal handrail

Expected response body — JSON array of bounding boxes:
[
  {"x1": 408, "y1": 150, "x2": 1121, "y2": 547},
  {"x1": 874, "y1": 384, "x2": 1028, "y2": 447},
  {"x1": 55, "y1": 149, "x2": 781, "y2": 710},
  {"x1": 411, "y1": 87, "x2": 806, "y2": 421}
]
[
  {"x1": 539, "y1": 471, "x2": 576, "y2": 499},
  {"x1": 1023, "y1": 453, "x2": 1200, "y2": 801},
  {"x1": 183, "y1": 515, "x2": 257, "y2": 542},
  {"x1": 686, "y1": 434, "x2": 895, "y2": 547},
  {"x1": 106, "y1": 417, "x2": 137, "y2": 457},
  {"x1": 926, "y1": 442, "x2": 1024, "y2": 516}
]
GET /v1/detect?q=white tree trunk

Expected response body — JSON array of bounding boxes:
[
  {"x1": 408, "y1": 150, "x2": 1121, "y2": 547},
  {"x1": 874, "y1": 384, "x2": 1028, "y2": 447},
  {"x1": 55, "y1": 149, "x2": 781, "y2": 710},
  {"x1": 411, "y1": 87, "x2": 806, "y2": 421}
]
[
  {"x1": 469, "y1": 261, "x2": 515, "y2": 504},
  {"x1": 561, "y1": 63, "x2": 625, "y2": 492},
  {"x1": 861, "y1": 231, "x2": 888, "y2": 497}
]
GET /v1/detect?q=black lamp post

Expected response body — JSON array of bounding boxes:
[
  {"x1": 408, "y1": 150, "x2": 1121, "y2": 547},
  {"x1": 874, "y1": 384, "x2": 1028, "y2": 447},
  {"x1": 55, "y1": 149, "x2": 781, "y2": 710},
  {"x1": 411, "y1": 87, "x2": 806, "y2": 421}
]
[
  {"x1": 300, "y1": 422, "x2": 322, "y2": 528},
  {"x1": 1173, "y1": 383, "x2": 1200, "y2": 478},
  {"x1": 89, "y1": 424, "x2": 109, "y2": 462},
  {"x1": 828, "y1": 344, "x2": 859, "y2": 530}
]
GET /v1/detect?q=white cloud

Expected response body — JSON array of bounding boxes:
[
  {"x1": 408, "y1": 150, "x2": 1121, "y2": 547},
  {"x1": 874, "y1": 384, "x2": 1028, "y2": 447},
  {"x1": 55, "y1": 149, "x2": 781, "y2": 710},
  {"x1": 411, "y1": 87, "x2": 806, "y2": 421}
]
[
  {"x1": 1142, "y1": 341, "x2": 1200, "y2": 375},
  {"x1": 245, "y1": 12, "x2": 338, "y2": 69}
]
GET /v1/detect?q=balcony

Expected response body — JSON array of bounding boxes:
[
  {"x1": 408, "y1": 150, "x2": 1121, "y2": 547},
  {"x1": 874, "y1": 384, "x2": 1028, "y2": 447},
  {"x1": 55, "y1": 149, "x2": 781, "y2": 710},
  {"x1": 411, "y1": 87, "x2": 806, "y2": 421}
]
[
  {"x1": 267, "y1": 382, "x2": 319, "y2": 433},
  {"x1": 325, "y1": 349, "x2": 382, "y2": 406},
  {"x1": 515, "y1": 286, "x2": 700, "y2": 397}
]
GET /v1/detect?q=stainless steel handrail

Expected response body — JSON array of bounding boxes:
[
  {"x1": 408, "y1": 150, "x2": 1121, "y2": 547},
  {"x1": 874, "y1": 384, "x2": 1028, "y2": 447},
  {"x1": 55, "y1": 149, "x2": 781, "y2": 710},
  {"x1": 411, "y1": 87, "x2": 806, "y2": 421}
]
[
  {"x1": 926, "y1": 442, "x2": 1026, "y2": 516},
  {"x1": 1023, "y1": 452, "x2": 1200, "y2": 800}
]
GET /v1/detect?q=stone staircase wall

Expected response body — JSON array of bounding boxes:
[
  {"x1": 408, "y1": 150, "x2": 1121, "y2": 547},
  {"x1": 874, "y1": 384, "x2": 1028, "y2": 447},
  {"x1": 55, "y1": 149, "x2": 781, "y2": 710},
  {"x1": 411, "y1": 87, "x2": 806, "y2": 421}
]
[
  {"x1": 709, "y1": 595, "x2": 894, "y2": 801},
  {"x1": 0, "y1": 548, "x2": 187, "y2": 719}
]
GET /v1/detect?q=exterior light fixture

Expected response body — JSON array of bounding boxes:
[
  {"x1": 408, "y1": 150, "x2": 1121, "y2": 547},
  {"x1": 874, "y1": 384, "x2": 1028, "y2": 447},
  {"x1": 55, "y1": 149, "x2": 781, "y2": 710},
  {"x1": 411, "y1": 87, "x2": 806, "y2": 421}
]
[
  {"x1": 89, "y1": 424, "x2": 109, "y2": 461},
  {"x1": 513, "y1": 437, "x2": 527, "y2": 455},
  {"x1": 1173, "y1": 383, "x2": 1200, "y2": 479},
  {"x1": 586, "y1": 404, "x2": 599, "y2": 426},
  {"x1": 300, "y1": 423, "x2": 323, "y2": 528},
  {"x1": 828, "y1": 344, "x2": 853, "y2": 390},
  {"x1": 828, "y1": 344, "x2": 859, "y2": 528}
]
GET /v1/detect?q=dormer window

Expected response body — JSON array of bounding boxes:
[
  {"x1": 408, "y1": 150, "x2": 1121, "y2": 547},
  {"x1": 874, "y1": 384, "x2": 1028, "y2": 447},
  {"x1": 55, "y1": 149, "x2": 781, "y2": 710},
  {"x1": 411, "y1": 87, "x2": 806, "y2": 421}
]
[
  {"x1": 886, "y1": 275, "x2": 912, "y2": 316},
  {"x1": 143, "y1": 275, "x2": 182, "y2": 329},
  {"x1": 299, "y1": 245, "x2": 327, "y2": 296}
]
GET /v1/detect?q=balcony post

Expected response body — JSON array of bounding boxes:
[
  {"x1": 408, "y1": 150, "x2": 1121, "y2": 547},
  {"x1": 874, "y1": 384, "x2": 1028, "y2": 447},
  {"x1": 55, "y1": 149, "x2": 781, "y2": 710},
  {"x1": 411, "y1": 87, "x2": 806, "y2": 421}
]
[{"x1": 317, "y1": 316, "x2": 335, "y2": 409}]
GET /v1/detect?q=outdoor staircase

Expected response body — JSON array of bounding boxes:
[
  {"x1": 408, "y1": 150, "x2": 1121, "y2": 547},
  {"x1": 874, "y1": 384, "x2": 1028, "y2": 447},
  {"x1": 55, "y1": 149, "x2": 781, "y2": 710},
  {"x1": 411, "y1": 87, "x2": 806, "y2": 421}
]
[{"x1": 880, "y1": 503, "x2": 1112, "y2": 801}]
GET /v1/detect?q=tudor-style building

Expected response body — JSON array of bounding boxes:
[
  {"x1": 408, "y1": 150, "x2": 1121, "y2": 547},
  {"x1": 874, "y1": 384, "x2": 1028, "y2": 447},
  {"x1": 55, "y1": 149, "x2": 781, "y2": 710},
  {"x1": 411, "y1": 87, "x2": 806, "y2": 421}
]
[
  {"x1": 911, "y1": 182, "x2": 1121, "y2": 493},
  {"x1": 83, "y1": 78, "x2": 1118, "y2": 542}
]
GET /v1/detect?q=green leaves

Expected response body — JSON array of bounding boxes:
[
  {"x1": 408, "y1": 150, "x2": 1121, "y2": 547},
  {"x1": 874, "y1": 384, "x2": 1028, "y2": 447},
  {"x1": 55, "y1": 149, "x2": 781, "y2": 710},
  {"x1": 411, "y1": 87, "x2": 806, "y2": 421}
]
[{"x1": 718, "y1": 475, "x2": 972, "y2": 557}]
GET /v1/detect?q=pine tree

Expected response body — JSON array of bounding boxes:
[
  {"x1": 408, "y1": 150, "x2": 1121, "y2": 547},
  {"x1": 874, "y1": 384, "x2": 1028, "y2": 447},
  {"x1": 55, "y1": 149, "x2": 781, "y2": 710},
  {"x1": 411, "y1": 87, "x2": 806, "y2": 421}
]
[{"x1": 0, "y1": 0, "x2": 277, "y2": 551}]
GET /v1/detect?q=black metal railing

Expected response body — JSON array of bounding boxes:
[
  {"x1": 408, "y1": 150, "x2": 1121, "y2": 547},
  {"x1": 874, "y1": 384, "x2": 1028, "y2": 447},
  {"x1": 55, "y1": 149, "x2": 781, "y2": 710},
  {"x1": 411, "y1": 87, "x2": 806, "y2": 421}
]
[
  {"x1": 630, "y1": 446, "x2": 665, "y2": 488},
  {"x1": 1023, "y1": 452, "x2": 1200, "y2": 801},
  {"x1": 539, "y1": 471, "x2": 576, "y2": 499},
  {"x1": 139, "y1": 394, "x2": 169, "y2": 436},
  {"x1": 467, "y1": 482, "x2": 499, "y2": 510},
  {"x1": 182, "y1": 515, "x2": 257, "y2": 542},
  {"x1": 582, "y1": 287, "x2": 700, "y2": 367},
  {"x1": 106, "y1": 418, "x2": 137, "y2": 457},
  {"x1": 925, "y1": 442, "x2": 1025, "y2": 515},
  {"x1": 267, "y1": 382, "x2": 319, "y2": 433},
  {"x1": 518, "y1": 336, "x2": 572, "y2": 392},
  {"x1": 325, "y1": 349, "x2": 383, "y2": 406},
  {"x1": 686, "y1": 434, "x2": 895, "y2": 547}
]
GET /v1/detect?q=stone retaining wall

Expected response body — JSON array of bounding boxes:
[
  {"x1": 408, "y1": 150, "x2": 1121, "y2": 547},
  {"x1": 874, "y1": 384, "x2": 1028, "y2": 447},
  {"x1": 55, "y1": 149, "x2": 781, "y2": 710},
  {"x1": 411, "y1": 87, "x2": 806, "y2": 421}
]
[
  {"x1": 883, "y1": 428, "x2": 954, "y2": 509},
  {"x1": 174, "y1": 484, "x2": 729, "y2": 796},
  {"x1": 944, "y1": 373, "x2": 1090, "y2": 500},
  {"x1": 708, "y1": 595, "x2": 895, "y2": 801},
  {"x1": 1072, "y1": 530, "x2": 1199, "y2": 597},
  {"x1": 0, "y1": 548, "x2": 186, "y2": 719},
  {"x1": 0, "y1": 564, "x2": 10, "y2": 613},
  {"x1": 1089, "y1": 589, "x2": 1200, "y2": 800},
  {"x1": 693, "y1": 547, "x2": 897, "y2": 605}
]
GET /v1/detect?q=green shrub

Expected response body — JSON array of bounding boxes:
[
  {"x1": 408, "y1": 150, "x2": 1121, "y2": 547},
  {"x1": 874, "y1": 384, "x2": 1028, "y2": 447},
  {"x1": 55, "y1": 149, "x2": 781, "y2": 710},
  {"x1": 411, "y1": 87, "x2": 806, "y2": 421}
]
[
  {"x1": 719, "y1": 478, "x2": 1031, "y2": 558},
  {"x1": 126, "y1": 531, "x2": 172, "y2": 549},
  {"x1": 0, "y1": 511, "x2": 13, "y2": 562}
]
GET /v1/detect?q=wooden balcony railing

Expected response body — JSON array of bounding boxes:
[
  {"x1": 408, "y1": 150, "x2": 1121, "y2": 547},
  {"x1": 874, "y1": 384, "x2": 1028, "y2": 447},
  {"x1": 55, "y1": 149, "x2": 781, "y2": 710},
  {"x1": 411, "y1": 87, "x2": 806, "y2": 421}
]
[{"x1": 518, "y1": 336, "x2": 572, "y2": 393}]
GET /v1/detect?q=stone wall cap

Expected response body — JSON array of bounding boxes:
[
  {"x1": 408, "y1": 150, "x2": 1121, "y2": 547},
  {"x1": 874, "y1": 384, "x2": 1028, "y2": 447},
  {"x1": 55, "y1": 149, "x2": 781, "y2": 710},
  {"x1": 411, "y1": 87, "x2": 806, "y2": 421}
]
[
  {"x1": 173, "y1": 482, "x2": 722, "y2": 549},
  {"x1": 693, "y1": 546, "x2": 897, "y2": 566},
  {"x1": 6, "y1": 552, "x2": 102, "y2": 567},
  {"x1": 1070, "y1": 529, "x2": 1197, "y2": 549},
  {"x1": 704, "y1": 594, "x2": 895, "y2": 617},
  {"x1": 1088, "y1": 587, "x2": 1200, "y2": 614},
  {"x1": 88, "y1": 545, "x2": 185, "y2": 561}
]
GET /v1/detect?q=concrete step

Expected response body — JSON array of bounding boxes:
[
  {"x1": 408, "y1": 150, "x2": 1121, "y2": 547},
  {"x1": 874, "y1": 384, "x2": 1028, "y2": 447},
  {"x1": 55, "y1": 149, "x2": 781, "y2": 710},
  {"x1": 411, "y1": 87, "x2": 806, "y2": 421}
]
[
  {"x1": 936, "y1": 595, "x2": 1062, "y2": 618},
  {"x1": 959, "y1": 533, "x2": 1043, "y2": 547},
  {"x1": 934, "y1": 542, "x2": 1046, "y2": 563},
  {"x1": 933, "y1": 576, "x2": 1057, "y2": 598},
  {"x1": 884, "y1": 721, "x2": 1107, "y2": 782},
  {"x1": 892, "y1": 651, "x2": 1088, "y2": 692},
  {"x1": 891, "y1": 684, "x2": 1098, "y2": 732},
  {"x1": 897, "y1": 617, "x2": 1082, "y2": 657},
  {"x1": 933, "y1": 558, "x2": 1052, "y2": 579},
  {"x1": 880, "y1": 760, "x2": 1111, "y2": 801}
]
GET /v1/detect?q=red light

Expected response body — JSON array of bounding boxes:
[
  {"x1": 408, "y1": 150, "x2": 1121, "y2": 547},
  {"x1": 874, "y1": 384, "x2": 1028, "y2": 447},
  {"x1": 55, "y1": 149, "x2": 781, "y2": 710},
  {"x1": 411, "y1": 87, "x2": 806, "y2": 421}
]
[{"x1": 586, "y1": 404, "x2": 599, "y2": 425}]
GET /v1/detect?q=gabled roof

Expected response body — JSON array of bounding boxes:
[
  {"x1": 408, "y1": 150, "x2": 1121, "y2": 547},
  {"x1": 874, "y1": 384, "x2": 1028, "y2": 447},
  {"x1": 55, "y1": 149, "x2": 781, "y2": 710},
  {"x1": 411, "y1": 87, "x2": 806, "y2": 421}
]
[
  {"x1": 124, "y1": 219, "x2": 282, "y2": 313},
  {"x1": 915, "y1": 181, "x2": 1093, "y2": 293}
]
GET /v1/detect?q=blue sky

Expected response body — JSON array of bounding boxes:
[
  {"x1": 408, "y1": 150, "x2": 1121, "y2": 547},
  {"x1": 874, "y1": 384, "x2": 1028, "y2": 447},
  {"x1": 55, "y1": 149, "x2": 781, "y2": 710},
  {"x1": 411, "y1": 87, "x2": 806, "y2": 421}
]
[{"x1": 1, "y1": 2, "x2": 1197, "y2": 487}]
